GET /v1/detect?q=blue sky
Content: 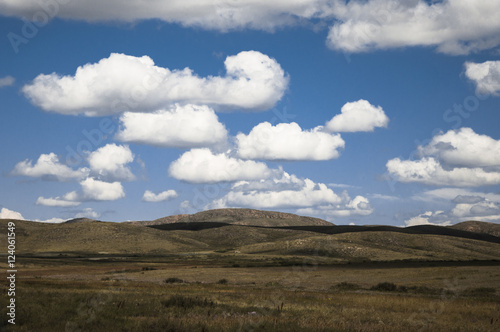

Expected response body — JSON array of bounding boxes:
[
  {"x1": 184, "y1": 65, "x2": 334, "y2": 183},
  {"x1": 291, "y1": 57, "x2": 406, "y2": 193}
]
[{"x1": 1, "y1": 1, "x2": 499, "y2": 226}]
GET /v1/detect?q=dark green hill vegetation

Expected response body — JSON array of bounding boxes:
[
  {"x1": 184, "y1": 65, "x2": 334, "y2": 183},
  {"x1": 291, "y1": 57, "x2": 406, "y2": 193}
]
[{"x1": 269, "y1": 224, "x2": 500, "y2": 244}]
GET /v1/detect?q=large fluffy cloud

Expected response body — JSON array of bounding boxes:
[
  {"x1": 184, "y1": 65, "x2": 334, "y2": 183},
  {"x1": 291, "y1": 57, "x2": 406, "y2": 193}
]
[
  {"x1": 11, "y1": 153, "x2": 89, "y2": 181},
  {"x1": 116, "y1": 105, "x2": 228, "y2": 148},
  {"x1": 296, "y1": 195, "x2": 373, "y2": 219},
  {"x1": 406, "y1": 188, "x2": 500, "y2": 226},
  {"x1": 22, "y1": 51, "x2": 288, "y2": 116},
  {"x1": 327, "y1": 0, "x2": 500, "y2": 55},
  {"x1": 325, "y1": 100, "x2": 389, "y2": 132},
  {"x1": 207, "y1": 169, "x2": 373, "y2": 220},
  {"x1": 465, "y1": 61, "x2": 500, "y2": 96},
  {"x1": 0, "y1": 207, "x2": 24, "y2": 220},
  {"x1": 37, "y1": 178, "x2": 125, "y2": 206},
  {"x1": 236, "y1": 122, "x2": 344, "y2": 161},
  {"x1": 4, "y1": 1, "x2": 500, "y2": 55},
  {"x1": 0, "y1": 0, "x2": 333, "y2": 31},
  {"x1": 80, "y1": 178, "x2": 125, "y2": 201},
  {"x1": 404, "y1": 211, "x2": 451, "y2": 227},
  {"x1": 211, "y1": 177, "x2": 342, "y2": 209},
  {"x1": 386, "y1": 157, "x2": 500, "y2": 187},
  {"x1": 387, "y1": 128, "x2": 500, "y2": 187},
  {"x1": 88, "y1": 144, "x2": 135, "y2": 181},
  {"x1": 169, "y1": 148, "x2": 272, "y2": 183},
  {"x1": 417, "y1": 128, "x2": 500, "y2": 168}
]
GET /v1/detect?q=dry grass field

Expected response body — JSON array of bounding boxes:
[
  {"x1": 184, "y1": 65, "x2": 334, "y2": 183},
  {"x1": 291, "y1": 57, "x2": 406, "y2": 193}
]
[
  {"x1": 1, "y1": 211, "x2": 499, "y2": 331},
  {"x1": 1, "y1": 255, "x2": 499, "y2": 331}
]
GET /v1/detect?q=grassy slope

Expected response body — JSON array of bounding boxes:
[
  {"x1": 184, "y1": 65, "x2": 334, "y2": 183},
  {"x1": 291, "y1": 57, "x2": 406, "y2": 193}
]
[
  {"x1": 450, "y1": 220, "x2": 500, "y2": 237},
  {"x1": 239, "y1": 231, "x2": 500, "y2": 261},
  {"x1": 133, "y1": 208, "x2": 333, "y2": 227},
  {"x1": 0, "y1": 219, "x2": 207, "y2": 255},
  {"x1": 2, "y1": 218, "x2": 500, "y2": 262}
]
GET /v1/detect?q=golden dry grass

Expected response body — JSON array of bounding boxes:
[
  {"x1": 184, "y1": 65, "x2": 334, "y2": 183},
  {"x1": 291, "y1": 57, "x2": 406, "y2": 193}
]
[{"x1": 1, "y1": 256, "x2": 499, "y2": 331}]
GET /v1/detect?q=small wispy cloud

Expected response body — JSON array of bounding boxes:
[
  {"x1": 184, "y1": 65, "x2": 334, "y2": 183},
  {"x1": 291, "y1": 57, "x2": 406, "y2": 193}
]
[
  {"x1": 369, "y1": 193, "x2": 399, "y2": 201},
  {"x1": 0, "y1": 76, "x2": 15, "y2": 88}
]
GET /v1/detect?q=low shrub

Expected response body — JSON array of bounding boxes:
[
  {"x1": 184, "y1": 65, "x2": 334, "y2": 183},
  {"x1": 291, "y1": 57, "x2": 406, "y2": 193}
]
[
  {"x1": 331, "y1": 282, "x2": 361, "y2": 291},
  {"x1": 164, "y1": 277, "x2": 184, "y2": 284},
  {"x1": 141, "y1": 267, "x2": 157, "y2": 271},
  {"x1": 461, "y1": 287, "x2": 496, "y2": 296},
  {"x1": 370, "y1": 282, "x2": 398, "y2": 292}
]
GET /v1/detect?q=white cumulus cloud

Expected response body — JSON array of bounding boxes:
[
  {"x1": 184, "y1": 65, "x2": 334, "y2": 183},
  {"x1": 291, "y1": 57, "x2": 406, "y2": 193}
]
[
  {"x1": 327, "y1": 0, "x2": 500, "y2": 55},
  {"x1": 11, "y1": 153, "x2": 89, "y2": 182},
  {"x1": 236, "y1": 122, "x2": 345, "y2": 161},
  {"x1": 210, "y1": 179, "x2": 341, "y2": 209},
  {"x1": 142, "y1": 190, "x2": 178, "y2": 203},
  {"x1": 0, "y1": 0, "x2": 334, "y2": 31},
  {"x1": 207, "y1": 169, "x2": 373, "y2": 220},
  {"x1": 465, "y1": 61, "x2": 500, "y2": 96},
  {"x1": 22, "y1": 51, "x2": 288, "y2": 116},
  {"x1": 88, "y1": 144, "x2": 135, "y2": 181},
  {"x1": 404, "y1": 211, "x2": 451, "y2": 227},
  {"x1": 386, "y1": 157, "x2": 500, "y2": 187},
  {"x1": 74, "y1": 208, "x2": 101, "y2": 219},
  {"x1": 0, "y1": 207, "x2": 24, "y2": 220},
  {"x1": 36, "y1": 195, "x2": 81, "y2": 207},
  {"x1": 37, "y1": 177, "x2": 125, "y2": 206},
  {"x1": 418, "y1": 127, "x2": 500, "y2": 168},
  {"x1": 169, "y1": 148, "x2": 272, "y2": 183},
  {"x1": 297, "y1": 195, "x2": 373, "y2": 219},
  {"x1": 80, "y1": 178, "x2": 125, "y2": 201},
  {"x1": 387, "y1": 128, "x2": 500, "y2": 187},
  {"x1": 3, "y1": 1, "x2": 500, "y2": 55},
  {"x1": 325, "y1": 100, "x2": 389, "y2": 132},
  {"x1": 116, "y1": 104, "x2": 228, "y2": 148},
  {"x1": 405, "y1": 188, "x2": 500, "y2": 226}
]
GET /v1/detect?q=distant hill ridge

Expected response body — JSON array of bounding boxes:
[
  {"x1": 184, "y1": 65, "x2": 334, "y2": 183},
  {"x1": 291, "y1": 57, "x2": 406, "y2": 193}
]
[
  {"x1": 1, "y1": 209, "x2": 499, "y2": 261},
  {"x1": 450, "y1": 220, "x2": 500, "y2": 238},
  {"x1": 130, "y1": 208, "x2": 333, "y2": 227},
  {"x1": 65, "y1": 218, "x2": 100, "y2": 224}
]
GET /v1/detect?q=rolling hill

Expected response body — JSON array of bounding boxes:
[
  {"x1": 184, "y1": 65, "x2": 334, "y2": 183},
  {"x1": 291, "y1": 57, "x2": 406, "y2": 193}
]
[
  {"x1": 1, "y1": 209, "x2": 499, "y2": 263},
  {"x1": 129, "y1": 208, "x2": 333, "y2": 227},
  {"x1": 450, "y1": 220, "x2": 500, "y2": 237}
]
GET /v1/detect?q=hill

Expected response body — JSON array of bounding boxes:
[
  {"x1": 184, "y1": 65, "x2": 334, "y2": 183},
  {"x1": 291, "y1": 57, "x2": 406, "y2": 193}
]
[
  {"x1": 1, "y1": 209, "x2": 499, "y2": 262},
  {"x1": 130, "y1": 208, "x2": 333, "y2": 227},
  {"x1": 450, "y1": 220, "x2": 500, "y2": 237},
  {"x1": 64, "y1": 217, "x2": 99, "y2": 224}
]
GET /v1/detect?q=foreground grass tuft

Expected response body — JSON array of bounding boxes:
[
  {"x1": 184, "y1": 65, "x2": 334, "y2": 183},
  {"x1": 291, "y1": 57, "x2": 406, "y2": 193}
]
[{"x1": 161, "y1": 295, "x2": 215, "y2": 309}]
